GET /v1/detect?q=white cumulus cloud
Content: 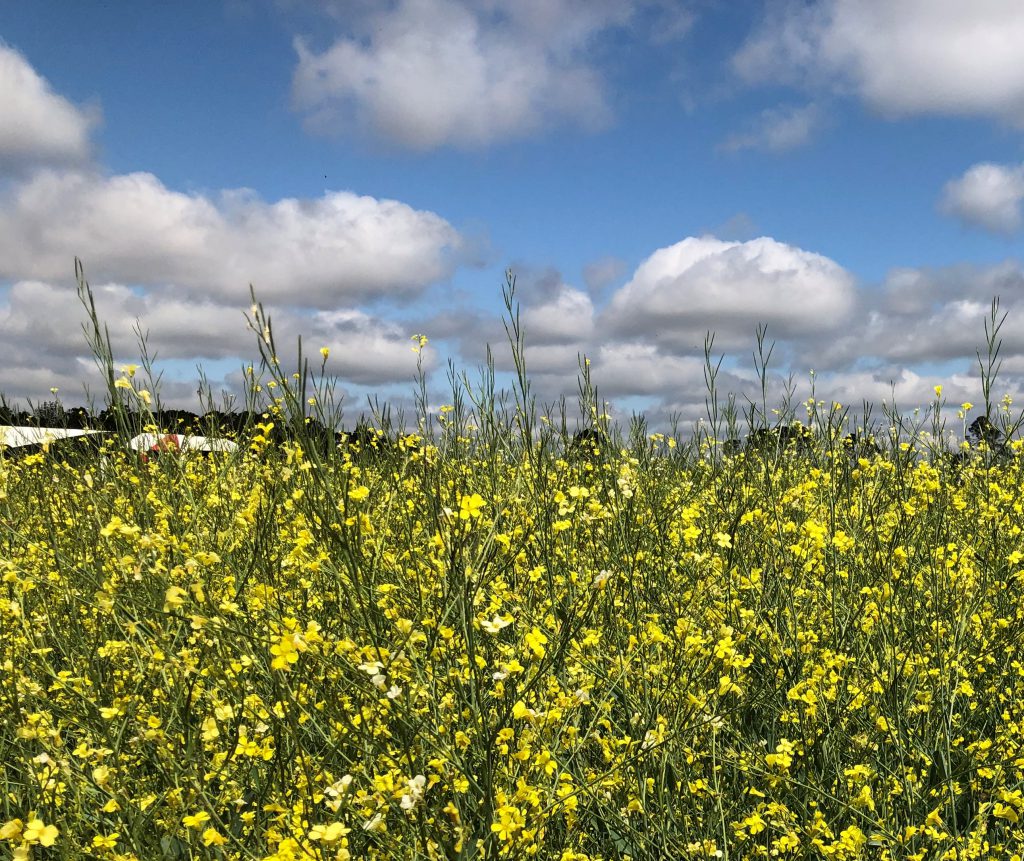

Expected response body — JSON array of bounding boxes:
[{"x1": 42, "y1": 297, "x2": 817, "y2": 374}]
[
  {"x1": 734, "y1": 0, "x2": 1024, "y2": 125},
  {"x1": 589, "y1": 343, "x2": 705, "y2": 398},
  {"x1": 290, "y1": 0, "x2": 652, "y2": 149},
  {"x1": 310, "y1": 308, "x2": 437, "y2": 386},
  {"x1": 940, "y1": 162, "x2": 1024, "y2": 234},
  {"x1": 522, "y1": 285, "x2": 594, "y2": 345},
  {"x1": 809, "y1": 261, "x2": 1024, "y2": 370},
  {"x1": 604, "y1": 235, "x2": 857, "y2": 350},
  {"x1": 0, "y1": 170, "x2": 465, "y2": 306},
  {"x1": 0, "y1": 42, "x2": 98, "y2": 174}
]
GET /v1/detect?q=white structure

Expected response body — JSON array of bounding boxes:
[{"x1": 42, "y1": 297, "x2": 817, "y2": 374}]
[
  {"x1": 0, "y1": 426, "x2": 104, "y2": 448},
  {"x1": 129, "y1": 433, "x2": 238, "y2": 454}
]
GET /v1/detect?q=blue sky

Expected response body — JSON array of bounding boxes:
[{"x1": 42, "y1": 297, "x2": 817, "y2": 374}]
[{"x1": 1, "y1": 1, "x2": 1023, "y2": 429}]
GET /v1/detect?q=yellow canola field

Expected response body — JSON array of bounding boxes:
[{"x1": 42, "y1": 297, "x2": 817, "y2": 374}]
[{"x1": 2, "y1": 435, "x2": 1024, "y2": 861}]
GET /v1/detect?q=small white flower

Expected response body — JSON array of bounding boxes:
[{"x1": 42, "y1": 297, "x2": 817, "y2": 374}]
[
  {"x1": 480, "y1": 614, "x2": 512, "y2": 634},
  {"x1": 362, "y1": 812, "x2": 386, "y2": 832},
  {"x1": 400, "y1": 775, "x2": 427, "y2": 812},
  {"x1": 324, "y1": 774, "x2": 353, "y2": 811}
]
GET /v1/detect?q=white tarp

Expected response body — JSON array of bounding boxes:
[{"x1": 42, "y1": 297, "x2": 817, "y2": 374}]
[
  {"x1": 129, "y1": 433, "x2": 238, "y2": 453},
  {"x1": 0, "y1": 426, "x2": 104, "y2": 448}
]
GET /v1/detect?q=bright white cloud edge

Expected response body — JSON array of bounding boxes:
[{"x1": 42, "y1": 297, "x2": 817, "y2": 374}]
[
  {"x1": 0, "y1": 43, "x2": 97, "y2": 173},
  {"x1": 734, "y1": 1, "x2": 1024, "y2": 126}
]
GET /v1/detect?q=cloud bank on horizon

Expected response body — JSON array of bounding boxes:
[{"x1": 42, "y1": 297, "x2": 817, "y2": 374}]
[{"x1": 2, "y1": 0, "x2": 1024, "y2": 430}]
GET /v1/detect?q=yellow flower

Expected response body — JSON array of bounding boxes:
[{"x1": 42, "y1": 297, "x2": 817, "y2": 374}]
[
  {"x1": 853, "y1": 784, "x2": 875, "y2": 811},
  {"x1": 837, "y1": 824, "x2": 865, "y2": 851},
  {"x1": 718, "y1": 674, "x2": 742, "y2": 696},
  {"x1": 766, "y1": 739, "x2": 795, "y2": 771},
  {"x1": 512, "y1": 700, "x2": 535, "y2": 721},
  {"x1": 934, "y1": 384, "x2": 943, "y2": 397},
  {"x1": 775, "y1": 833, "x2": 800, "y2": 852},
  {"x1": 114, "y1": 377, "x2": 133, "y2": 390},
  {"x1": 22, "y1": 818, "x2": 59, "y2": 847},
  {"x1": 459, "y1": 493, "x2": 486, "y2": 520},
  {"x1": 201, "y1": 716, "x2": 220, "y2": 741},
  {"x1": 994, "y1": 802, "x2": 1019, "y2": 823},
  {"x1": 92, "y1": 833, "x2": 120, "y2": 849},
  {"x1": 137, "y1": 389, "x2": 152, "y2": 406},
  {"x1": 182, "y1": 811, "x2": 211, "y2": 829},
  {"x1": 0, "y1": 819, "x2": 23, "y2": 840},
  {"x1": 320, "y1": 346, "x2": 330, "y2": 361},
  {"x1": 348, "y1": 485, "x2": 370, "y2": 502},
  {"x1": 164, "y1": 585, "x2": 188, "y2": 612},
  {"x1": 309, "y1": 822, "x2": 350, "y2": 843},
  {"x1": 270, "y1": 632, "x2": 304, "y2": 670},
  {"x1": 490, "y1": 805, "x2": 524, "y2": 842},
  {"x1": 202, "y1": 827, "x2": 227, "y2": 846},
  {"x1": 524, "y1": 627, "x2": 548, "y2": 659}
]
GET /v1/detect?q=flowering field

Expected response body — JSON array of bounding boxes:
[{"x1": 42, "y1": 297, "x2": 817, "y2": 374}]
[
  {"x1": 3, "y1": 282, "x2": 1024, "y2": 860},
  {"x1": 3, "y1": 413, "x2": 1024, "y2": 861}
]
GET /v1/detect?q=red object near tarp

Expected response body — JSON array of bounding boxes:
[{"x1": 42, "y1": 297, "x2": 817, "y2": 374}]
[{"x1": 151, "y1": 434, "x2": 180, "y2": 453}]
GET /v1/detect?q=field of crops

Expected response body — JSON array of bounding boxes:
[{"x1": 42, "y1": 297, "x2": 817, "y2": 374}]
[{"x1": 3, "y1": 397, "x2": 1024, "y2": 861}]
